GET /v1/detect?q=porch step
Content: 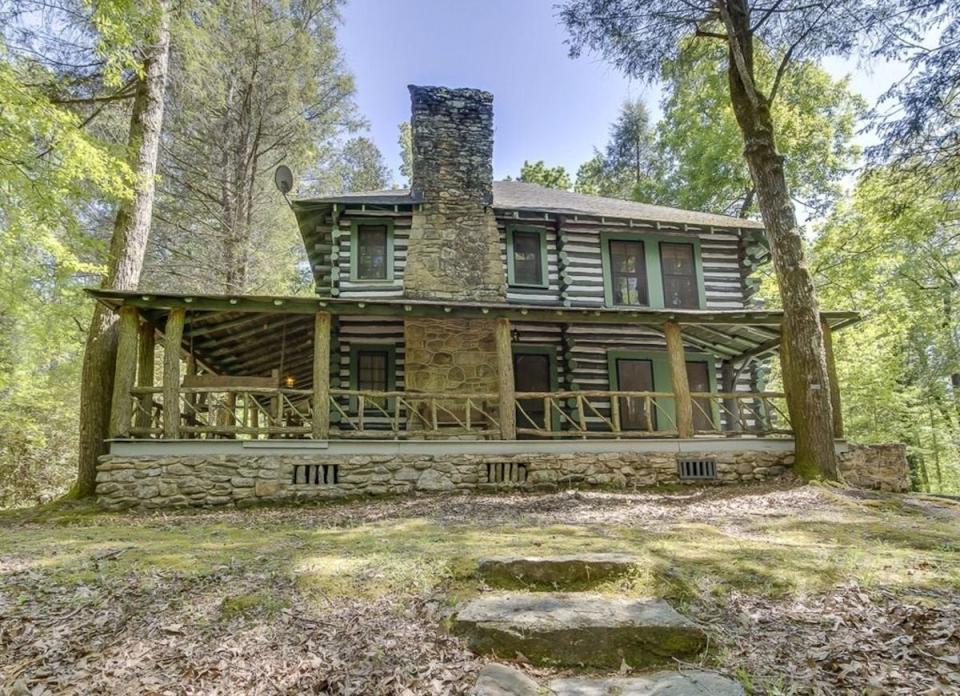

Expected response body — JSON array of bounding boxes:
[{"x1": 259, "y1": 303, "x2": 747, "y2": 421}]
[
  {"x1": 478, "y1": 553, "x2": 637, "y2": 590},
  {"x1": 472, "y1": 663, "x2": 744, "y2": 696},
  {"x1": 547, "y1": 671, "x2": 745, "y2": 695},
  {"x1": 452, "y1": 593, "x2": 706, "y2": 668}
]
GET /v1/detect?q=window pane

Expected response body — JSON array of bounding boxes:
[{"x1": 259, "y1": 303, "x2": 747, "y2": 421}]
[
  {"x1": 616, "y1": 358, "x2": 656, "y2": 431},
  {"x1": 660, "y1": 242, "x2": 698, "y2": 308},
  {"x1": 609, "y1": 240, "x2": 648, "y2": 306},
  {"x1": 514, "y1": 353, "x2": 551, "y2": 430},
  {"x1": 357, "y1": 227, "x2": 388, "y2": 280},
  {"x1": 512, "y1": 231, "x2": 543, "y2": 285},
  {"x1": 357, "y1": 351, "x2": 388, "y2": 391}
]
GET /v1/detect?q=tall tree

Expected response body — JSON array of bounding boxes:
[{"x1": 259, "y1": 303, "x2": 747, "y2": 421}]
[
  {"x1": 657, "y1": 40, "x2": 864, "y2": 218},
  {"x1": 815, "y1": 168, "x2": 960, "y2": 491},
  {"x1": 560, "y1": 0, "x2": 903, "y2": 479},
  {"x1": 518, "y1": 160, "x2": 573, "y2": 190},
  {"x1": 147, "y1": 0, "x2": 356, "y2": 294},
  {"x1": 76, "y1": 0, "x2": 172, "y2": 496},
  {"x1": 315, "y1": 136, "x2": 391, "y2": 194},
  {"x1": 574, "y1": 99, "x2": 658, "y2": 199}
]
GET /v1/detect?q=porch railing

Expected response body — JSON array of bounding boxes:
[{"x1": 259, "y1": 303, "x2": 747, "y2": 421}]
[{"x1": 123, "y1": 386, "x2": 791, "y2": 440}]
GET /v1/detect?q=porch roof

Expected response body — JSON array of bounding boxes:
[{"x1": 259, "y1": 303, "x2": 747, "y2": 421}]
[{"x1": 86, "y1": 288, "x2": 859, "y2": 390}]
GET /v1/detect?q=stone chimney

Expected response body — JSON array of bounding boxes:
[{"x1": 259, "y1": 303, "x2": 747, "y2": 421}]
[{"x1": 404, "y1": 85, "x2": 505, "y2": 302}]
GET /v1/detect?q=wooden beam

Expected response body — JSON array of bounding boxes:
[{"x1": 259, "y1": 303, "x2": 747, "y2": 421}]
[
  {"x1": 821, "y1": 318, "x2": 844, "y2": 438},
  {"x1": 109, "y1": 306, "x2": 140, "y2": 437},
  {"x1": 313, "y1": 311, "x2": 331, "y2": 439},
  {"x1": 135, "y1": 320, "x2": 155, "y2": 431},
  {"x1": 495, "y1": 318, "x2": 517, "y2": 440},
  {"x1": 162, "y1": 308, "x2": 186, "y2": 438},
  {"x1": 664, "y1": 320, "x2": 694, "y2": 438}
]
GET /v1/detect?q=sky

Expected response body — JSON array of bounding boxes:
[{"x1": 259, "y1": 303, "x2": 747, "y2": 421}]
[{"x1": 337, "y1": 0, "x2": 911, "y2": 185}]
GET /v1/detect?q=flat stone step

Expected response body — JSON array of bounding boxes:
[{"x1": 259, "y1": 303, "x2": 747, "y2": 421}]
[
  {"x1": 478, "y1": 554, "x2": 637, "y2": 589},
  {"x1": 453, "y1": 593, "x2": 707, "y2": 668},
  {"x1": 548, "y1": 671, "x2": 745, "y2": 695}
]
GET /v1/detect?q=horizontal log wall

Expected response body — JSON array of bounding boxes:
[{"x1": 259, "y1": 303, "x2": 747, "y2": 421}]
[
  {"x1": 333, "y1": 210, "x2": 411, "y2": 299},
  {"x1": 318, "y1": 206, "x2": 756, "y2": 310},
  {"x1": 335, "y1": 315, "x2": 405, "y2": 430}
]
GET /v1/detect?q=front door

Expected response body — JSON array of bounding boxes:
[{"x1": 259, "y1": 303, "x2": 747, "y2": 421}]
[
  {"x1": 616, "y1": 358, "x2": 656, "y2": 431},
  {"x1": 514, "y1": 353, "x2": 551, "y2": 432},
  {"x1": 686, "y1": 360, "x2": 713, "y2": 432}
]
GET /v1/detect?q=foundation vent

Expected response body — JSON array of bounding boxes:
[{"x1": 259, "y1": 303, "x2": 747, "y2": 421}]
[
  {"x1": 677, "y1": 458, "x2": 717, "y2": 480},
  {"x1": 486, "y1": 461, "x2": 527, "y2": 485},
  {"x1": 292, "y1": 464, "x2": 339, "y2": 486}
]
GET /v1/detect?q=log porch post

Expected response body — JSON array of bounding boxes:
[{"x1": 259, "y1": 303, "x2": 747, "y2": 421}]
[
  {"x1": 495, "y1": 318, "x2": 516, "y2": 440},
  {"x1": 162, "y1": 308, "x2": 186, "y2": 438},
  {"x1": 109, "y1": 305, "x2": 140, "y2": 438},
  {"x1": 135, "y1": 321, "x2": 155, "y2": 432},
  {"x1": 312, "y1": 311, "x2": 332, "y2": 439},
  {"x1": 664, "y1": 320, "x2": 694, "y2": 438},
  {"x1": 821, "y1": 318, "x2": 844, "y2": 439},
  {"x1": 720, "y1": 359, "x2": 738, "y2": 434}
]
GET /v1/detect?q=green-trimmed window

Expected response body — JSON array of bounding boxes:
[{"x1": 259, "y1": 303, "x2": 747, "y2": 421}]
[
  {"x1": 660, "y1": 242, "x2": 699, "y2": 309},
  {"x1": 506, "y1": 227, "x2": 549, "y2": 288},
  {"x1": 608, "y1": 239, "x2": 649, "y2": 306},
  {"x1": 356, "y1": 225, "x2": 388, "y2": 280},
  {"x1": 349, "y1": 345, "x2": 396, "y2": 412}
]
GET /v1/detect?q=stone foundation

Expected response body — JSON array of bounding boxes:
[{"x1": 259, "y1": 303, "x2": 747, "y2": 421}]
[
  {"x1": 838, "y1": 443, "x2": 910, "y2": 492},
  {"x1": 96, "y1": 448, "x2": 795, "y2": 510}
]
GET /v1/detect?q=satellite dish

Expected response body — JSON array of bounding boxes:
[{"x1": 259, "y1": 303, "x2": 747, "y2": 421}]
[{"x1": 274, "y1": 165, "x2": 294, "y2": 195}]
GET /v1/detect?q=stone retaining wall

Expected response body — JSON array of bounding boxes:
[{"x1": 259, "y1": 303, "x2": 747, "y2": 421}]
[
  {"x1": 839, "y1": 443, "x2": 910, "y2": 492},
  {"x1": 96, "y1": 449, "x2": 795, "y2": 510}
]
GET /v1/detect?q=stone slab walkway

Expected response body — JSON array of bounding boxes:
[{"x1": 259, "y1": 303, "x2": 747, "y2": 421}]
[
  {"x1": 453, "y1": 592, "x2": 707, "y2": 668},
  {"x1": 472, "y1": 664, "x2": 745, "y2": 696},
  {"x1": 478, "y1": 553, "x2": 637, "y2": 589}
]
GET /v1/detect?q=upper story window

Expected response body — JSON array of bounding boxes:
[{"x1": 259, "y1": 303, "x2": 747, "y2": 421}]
[
  {"x1": 660, "y1": 242, "x2": 699, "y2": 309},
  {"x1": 351, "y1": 222, "x2": 394, "y2": 281},
  {"x1": 602, "y1": 234, "x2": 703, "y2": 309},
  {"x1": 608, "y1": 239, "x2": 649, "y2": 306},
  {"x1": 506, "y1": 227, "x2": 548, "y2": 288}
]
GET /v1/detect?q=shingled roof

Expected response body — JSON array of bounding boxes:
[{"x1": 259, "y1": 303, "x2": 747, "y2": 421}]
[{"x1": 293, "y1": 180, "x2": 766, "y2": 231}]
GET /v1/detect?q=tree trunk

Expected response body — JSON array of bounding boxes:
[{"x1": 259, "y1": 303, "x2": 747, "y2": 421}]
[
  {"x1": 722, "y1": 0, "x2": 836, "y2": 479},
  {"x1": 74, "y1": 3, "x2": 171, "y2": 497}
]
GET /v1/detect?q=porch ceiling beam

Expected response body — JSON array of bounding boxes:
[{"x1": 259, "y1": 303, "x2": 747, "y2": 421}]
[
  {"x1": 87, "y1": 289, "x2": 859, "y2": 329},
  {"x1": 192, "y1": 316, "x2": 312, "y2": 355}
]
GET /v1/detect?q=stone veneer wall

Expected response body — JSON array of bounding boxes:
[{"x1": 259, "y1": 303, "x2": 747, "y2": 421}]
[
  {"x1": 403, "y1": 317, "x2": 498, "y2": 394},
  {"x1": 404, "y1": 85, "x2": 504, "y2": 302},
  {"x1": 838, "y1": 443, "x2": 910, "y2": 492},
  {"x1": 96, "y1": 450, "x2": 795, "y2": 510}
]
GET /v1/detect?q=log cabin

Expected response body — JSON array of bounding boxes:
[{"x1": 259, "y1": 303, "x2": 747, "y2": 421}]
[{"x1": 90, "y1": 85, "x2": 884, "y2": 510}]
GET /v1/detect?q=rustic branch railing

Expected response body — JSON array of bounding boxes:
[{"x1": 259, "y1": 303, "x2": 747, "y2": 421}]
[
  {"x1": 329, "y1": 389, "x2": 500, "y2": 438},
  {"x1": 690, "y1": 391, "x2": 792, "y2": 436},
  {"x1": 123, "y1": 386, "x2": 792, "y2": 440},
  {"x1": 514, "y1": 390, "x2": 679, "y2": 438}
]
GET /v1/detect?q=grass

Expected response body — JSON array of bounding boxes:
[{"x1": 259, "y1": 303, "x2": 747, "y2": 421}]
[{"x1": 2, "y1": 483, "x2": 959, "y2": 693}]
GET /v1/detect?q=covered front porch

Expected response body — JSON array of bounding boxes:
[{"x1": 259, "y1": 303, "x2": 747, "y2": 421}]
[{"x1": 90, "y1": 290, "x2": 857, "y2": 445}]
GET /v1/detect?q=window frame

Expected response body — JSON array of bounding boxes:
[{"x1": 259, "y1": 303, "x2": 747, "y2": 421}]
[
  {"x1": 605, "y1": 237, "x2": 651, "y2": 308},
  {"x1": 349, "y1": 220, "x2": 395, "y2": 282},
  {"x1": 606, "y1": 349, "x2": 717, "y2": 433},
  {"x1": 506, "y1": 225, "x2": 550, "y2": 289},
  {"x1": 512, "y1": 345, "x2": 560, "y2": 432},
  {"x1": 348, "y1": 344, "x2": 396, "y2": 412},
  {"x1": 659, "y1": 241, "x2": 701, "y2": 310},
  {"x1": 600, "y1": 232, "x2": 706, "y2": 309}
]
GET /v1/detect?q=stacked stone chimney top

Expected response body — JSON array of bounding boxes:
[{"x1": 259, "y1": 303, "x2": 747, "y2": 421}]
[
  {"x1": 408, "y1": 85, "x2": 494, "y2": 204},
  {"x1": 404, "y1": 84, "x2": 504, "y2": 302}
]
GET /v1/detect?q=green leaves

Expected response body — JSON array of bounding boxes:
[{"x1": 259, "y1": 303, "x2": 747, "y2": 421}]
[{"x1": 518, "y1": 160, "x2": 573, "y2": 190}]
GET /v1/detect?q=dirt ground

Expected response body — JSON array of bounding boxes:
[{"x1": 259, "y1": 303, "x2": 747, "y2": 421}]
[{"x1": 1, "y1": 482, "x2": 958, "y2": 695}]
